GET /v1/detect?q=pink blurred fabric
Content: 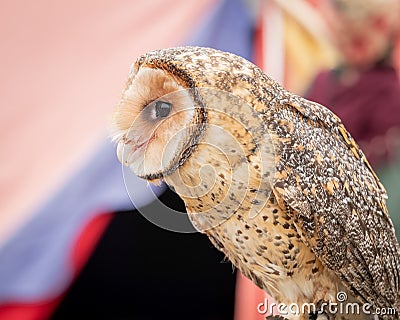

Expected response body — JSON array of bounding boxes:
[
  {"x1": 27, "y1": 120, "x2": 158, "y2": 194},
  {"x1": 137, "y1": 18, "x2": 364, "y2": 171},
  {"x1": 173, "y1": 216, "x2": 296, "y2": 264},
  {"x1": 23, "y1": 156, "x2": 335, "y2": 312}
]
[{"x1": 0, "y1": 0, "x2": 215, "y2": 245}]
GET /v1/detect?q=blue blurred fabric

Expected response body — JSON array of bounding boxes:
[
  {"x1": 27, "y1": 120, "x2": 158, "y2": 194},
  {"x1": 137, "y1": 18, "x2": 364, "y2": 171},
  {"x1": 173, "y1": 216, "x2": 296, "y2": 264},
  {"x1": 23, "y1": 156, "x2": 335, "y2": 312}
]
[{"x1": 189, "y1": 0, "x2": 253, "y2": 61}]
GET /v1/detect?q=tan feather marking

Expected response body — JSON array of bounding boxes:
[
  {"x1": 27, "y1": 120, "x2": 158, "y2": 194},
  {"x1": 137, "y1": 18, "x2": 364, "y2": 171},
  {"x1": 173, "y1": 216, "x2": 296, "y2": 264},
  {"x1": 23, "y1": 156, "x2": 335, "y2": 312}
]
[
  {"x1": 315, "y1": 151, "x2": 323, "y2": 165},
  {"x1": 324, "y1": 180, "x2": 335, "y2": 195},
  {"x1": 311, "y1": 184, "x2": 316, "y2": 196},
  {"x1": 344, "y1": 181, "x2": 350, "y2": 194},
  {"x1": 296, "y1": 144, "x2": 305, "y2": 152},
  {"x1": 276, "y1": 170, "x2": 288, "y2": 179},
  {"x1": 351, "y1": 147, "x2": 360, "y2": 159},
  {"x1": 338, "y1": 125, "x2": 352, "y2": 145}
]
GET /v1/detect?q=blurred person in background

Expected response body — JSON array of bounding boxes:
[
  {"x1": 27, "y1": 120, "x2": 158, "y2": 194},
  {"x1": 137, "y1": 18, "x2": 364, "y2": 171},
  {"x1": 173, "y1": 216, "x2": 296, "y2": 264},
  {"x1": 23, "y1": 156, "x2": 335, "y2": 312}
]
[{"x1": 306, "y1": 0, "x2": 400, "y2": 239}]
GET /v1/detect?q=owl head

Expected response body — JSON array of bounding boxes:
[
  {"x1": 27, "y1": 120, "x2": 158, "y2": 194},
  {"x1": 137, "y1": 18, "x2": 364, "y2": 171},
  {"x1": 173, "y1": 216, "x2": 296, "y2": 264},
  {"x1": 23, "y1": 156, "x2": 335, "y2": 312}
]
[{"x1": 110, "y1": 46, "x2": 278, "y2": 185}]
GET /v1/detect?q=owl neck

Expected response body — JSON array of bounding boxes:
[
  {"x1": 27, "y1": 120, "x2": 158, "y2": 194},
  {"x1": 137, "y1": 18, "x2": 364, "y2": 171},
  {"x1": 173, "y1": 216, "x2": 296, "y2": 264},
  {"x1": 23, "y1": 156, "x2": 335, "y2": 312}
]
[{"x1": 163, "y1": 113, "x2": 273, "y2": 232}]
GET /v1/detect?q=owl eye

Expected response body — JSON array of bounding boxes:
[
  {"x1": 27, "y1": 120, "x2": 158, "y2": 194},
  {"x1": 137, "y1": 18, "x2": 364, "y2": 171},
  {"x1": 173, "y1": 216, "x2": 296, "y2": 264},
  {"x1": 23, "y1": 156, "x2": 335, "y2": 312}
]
[{"x1": 155, "y1": 101, "x2": 172, "y2": 118}]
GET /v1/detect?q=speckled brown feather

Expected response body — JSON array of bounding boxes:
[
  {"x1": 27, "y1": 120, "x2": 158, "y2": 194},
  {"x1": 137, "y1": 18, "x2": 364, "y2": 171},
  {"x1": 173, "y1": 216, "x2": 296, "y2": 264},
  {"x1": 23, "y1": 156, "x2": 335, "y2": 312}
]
[
  {"x1": 269, "y1": 95, "x2": 400, "y2": 308},
  {"x1": 118, "y1": 46, "x2": 400, "y2": 319}
]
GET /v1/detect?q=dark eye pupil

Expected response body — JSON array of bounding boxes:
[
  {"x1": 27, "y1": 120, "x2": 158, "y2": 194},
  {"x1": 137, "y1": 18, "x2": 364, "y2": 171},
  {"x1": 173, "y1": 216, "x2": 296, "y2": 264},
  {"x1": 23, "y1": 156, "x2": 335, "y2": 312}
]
[{"x1": 155, "y1": 101, "x2": 172, "y2": 118}]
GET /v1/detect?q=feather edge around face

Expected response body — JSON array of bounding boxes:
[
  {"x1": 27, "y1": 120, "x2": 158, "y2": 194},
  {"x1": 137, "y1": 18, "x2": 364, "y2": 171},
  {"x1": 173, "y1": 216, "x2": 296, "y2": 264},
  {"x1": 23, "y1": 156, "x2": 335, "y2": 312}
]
[{"x1": 110, "y1": 56, "x2": 208, "y2": 182}]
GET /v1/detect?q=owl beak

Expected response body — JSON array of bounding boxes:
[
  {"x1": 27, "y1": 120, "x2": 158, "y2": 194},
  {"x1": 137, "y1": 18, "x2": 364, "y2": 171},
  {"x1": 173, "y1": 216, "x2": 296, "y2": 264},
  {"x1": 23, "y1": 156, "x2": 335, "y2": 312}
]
[{"x1": 117, "y1": 140, "x2": 146, "y2": 165}]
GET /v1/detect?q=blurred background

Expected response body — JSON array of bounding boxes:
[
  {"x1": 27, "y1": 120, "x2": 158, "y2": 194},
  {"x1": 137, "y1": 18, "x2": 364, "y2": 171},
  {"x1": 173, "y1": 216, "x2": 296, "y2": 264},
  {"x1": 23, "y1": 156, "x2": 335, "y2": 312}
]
[{"x1": 1, "y1": 0, "x2": 400, "y2": 319}]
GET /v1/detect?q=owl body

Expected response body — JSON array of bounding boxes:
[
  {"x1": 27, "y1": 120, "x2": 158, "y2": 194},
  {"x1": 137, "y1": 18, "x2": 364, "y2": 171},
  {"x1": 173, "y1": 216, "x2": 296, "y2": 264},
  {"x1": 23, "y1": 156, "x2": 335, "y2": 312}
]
[
  {"x1": 111, "y1": 47, "x2": 400, "y2": 319},
  {"x1": 165, "y1": 100, "x2": 360, "y2": 320}
]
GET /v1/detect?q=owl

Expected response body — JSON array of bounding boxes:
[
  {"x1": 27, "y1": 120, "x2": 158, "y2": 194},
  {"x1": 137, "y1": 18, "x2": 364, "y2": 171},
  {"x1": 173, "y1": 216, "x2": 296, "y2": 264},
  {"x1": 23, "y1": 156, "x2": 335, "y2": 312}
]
[{"x1": 110, "y1": 46, "x2": 400, "y2": 320}]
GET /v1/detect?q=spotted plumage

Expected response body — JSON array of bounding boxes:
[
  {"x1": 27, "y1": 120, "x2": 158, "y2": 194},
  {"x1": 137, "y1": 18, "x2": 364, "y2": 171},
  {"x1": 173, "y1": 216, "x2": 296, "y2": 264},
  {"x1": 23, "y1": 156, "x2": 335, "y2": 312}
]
[{"x1": 111, "y1": 46, "x2": 400, "y2": 319}]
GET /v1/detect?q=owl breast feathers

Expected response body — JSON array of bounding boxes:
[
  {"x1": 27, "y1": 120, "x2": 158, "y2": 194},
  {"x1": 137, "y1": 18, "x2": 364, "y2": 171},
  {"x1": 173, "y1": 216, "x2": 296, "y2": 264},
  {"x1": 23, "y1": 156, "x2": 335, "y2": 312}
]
[{"x1": 111, "y1": 46, "x2": 400, "y2": 320}]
